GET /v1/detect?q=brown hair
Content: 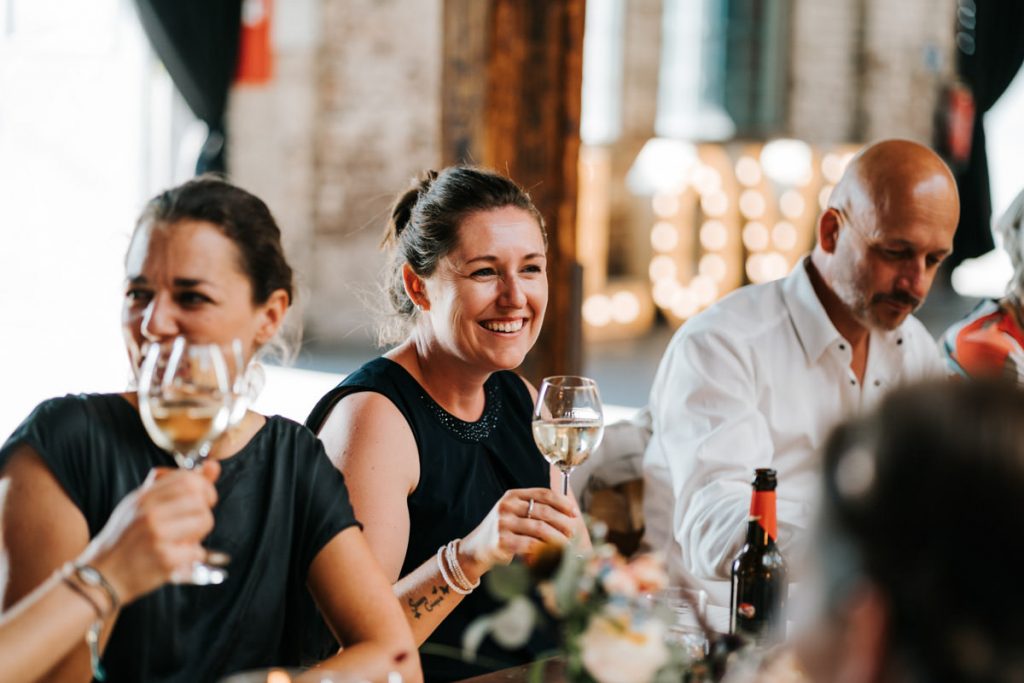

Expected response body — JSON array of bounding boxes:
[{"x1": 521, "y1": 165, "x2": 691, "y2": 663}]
[
  {"x1": 379, "y1": 166, "x2": 545, "y2": 345},
  {"x1": 818, "y1": 379, "x2": 1024, "y2": 681},
  {"x1": 132, "y1": 175, "x2": 294, "y2": 307}
]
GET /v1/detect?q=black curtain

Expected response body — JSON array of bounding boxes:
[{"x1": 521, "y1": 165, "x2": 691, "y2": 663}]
[
  {"x1": 951, "y1": 0, "x2": 1024, "y2": 266},
  {"x1": 134, "y1": 0, "x2": 244, "y2": 175}
]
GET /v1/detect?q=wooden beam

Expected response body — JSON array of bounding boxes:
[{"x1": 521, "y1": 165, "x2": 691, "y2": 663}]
[{"x1": 441, "y1": 0, "x2": 586, "y2": 381}]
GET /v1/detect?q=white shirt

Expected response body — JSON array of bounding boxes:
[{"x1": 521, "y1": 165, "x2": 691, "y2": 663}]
[{"x1": 641, "y1": 259, "x2": 943, "y2": 606}]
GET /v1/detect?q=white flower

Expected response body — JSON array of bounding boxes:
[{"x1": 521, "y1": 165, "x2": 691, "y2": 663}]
[
  {"x1": 579, "y1": 614, "x2": 670, "y2": 683},
  {"x1": 490, "y1": 595, "x2": 538, "y2": 650},
  {"x1": 463, "y1": 595, "x2": 537, "y2": 659}
]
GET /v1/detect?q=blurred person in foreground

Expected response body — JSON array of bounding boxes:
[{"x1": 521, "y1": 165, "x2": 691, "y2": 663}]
[
  {"x1": 788, "y1": 378, "x2": 1024, "y2": 683},
  {"x1": 942, "y1": 187, "x2": 1024, "y2": 382},
  {"x1": 0, "y1": 177, "x2": 418, "y2": 683},
  {"x1": 307, "y1": 166, "x2": 590, "y2": 682},
  {"x1": 641, "y1": 139, "x2": 960, "y2": 608},
  {"x1": 0, "y1": 465, "x2": 216, "y2": 683}
]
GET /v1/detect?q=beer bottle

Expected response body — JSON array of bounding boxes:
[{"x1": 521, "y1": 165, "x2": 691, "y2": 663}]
[{"x1": 729, "y1": 468, "x2": 787, "y2": 645}]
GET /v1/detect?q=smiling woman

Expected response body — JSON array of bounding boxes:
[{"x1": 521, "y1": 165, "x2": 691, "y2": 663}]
[{"x1": 306, "y1": 166, "x2": 592, "y2": 683}]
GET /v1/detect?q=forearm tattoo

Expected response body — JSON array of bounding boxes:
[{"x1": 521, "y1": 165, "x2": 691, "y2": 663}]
[{"x1": 408, "y1": 583, "x2": 450, "y2": 619}]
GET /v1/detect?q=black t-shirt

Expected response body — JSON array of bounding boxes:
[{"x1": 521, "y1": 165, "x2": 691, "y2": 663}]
[
  {"x1": 0, "y1": 393, "x2": 359, "y2": 683},
  {"x1": 307, "y1": 358, "x2": 557, "y2": 683}
]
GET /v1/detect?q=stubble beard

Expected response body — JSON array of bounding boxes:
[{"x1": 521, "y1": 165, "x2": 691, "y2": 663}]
[{"x1": 832, "y1": 258, "x2": 877, "y2": 330}]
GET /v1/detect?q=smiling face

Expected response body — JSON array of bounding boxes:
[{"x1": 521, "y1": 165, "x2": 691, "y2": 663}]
[
  {"x1": 412, "y1": 206, "x2": 548, "y2": 373},
  {"x1": 122, "y1": 219, "x2": 284, "y2": 373}
]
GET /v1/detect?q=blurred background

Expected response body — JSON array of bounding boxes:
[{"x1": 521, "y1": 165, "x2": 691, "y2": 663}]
[{"x1": 2, "y1": 0, "x2": 1023, "y2": 437}]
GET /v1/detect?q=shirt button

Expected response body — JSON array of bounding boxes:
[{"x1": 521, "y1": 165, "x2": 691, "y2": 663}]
[
  {"x1": 874, "y1": 380, "x2": 881, "y2": 387},
  {"x1": 897, "y1": 338, "x2": 903, "y2": 345},
  {"x1": 850, "y1": 379, "x2": 856, "y2": 385},
  {"x1": 839, "y1": 343, "x2": 846, "y2": 351}
]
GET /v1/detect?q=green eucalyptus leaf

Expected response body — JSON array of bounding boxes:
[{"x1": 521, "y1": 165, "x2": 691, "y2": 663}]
[
  {"x1": 485, "y1": 562, "x2": 532, "y2": 601},
  {"x1": 552, "y1": 549, "x2": 586, "y2": 615}
]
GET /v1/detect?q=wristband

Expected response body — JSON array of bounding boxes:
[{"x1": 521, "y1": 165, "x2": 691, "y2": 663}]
[
  {"x1": 72, "y1": 562, "x2": 121, "y2": 615},
  {"x1": 445, "y1": 539, "x2": 480, "y2": 592},
  {"x1": 436, "y1": 545, "x2": 472, "y2": 595},
  {"x1": 62, "y1": 563, "x2": 112, "y2": 681}
]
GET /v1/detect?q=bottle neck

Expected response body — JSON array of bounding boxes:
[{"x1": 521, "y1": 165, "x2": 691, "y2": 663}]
[{"x1": 746, "y1": 489, "x2": 778, "y2": 546}]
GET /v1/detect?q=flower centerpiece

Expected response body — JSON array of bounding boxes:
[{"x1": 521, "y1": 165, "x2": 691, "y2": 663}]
[{"x1": 463, "y1": 525, "x2": 746, "y2": 683}]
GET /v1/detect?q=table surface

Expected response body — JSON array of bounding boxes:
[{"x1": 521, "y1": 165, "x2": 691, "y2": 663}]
[{"x1": 454, "y1": 658, "x2": 565, "y2": 683}]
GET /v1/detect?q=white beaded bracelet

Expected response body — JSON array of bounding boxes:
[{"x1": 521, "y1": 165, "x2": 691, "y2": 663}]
[
  {"x1": 445, "y1": 539, "x2": 480, "y2": 592},
  {"x1": 436, "y1": 545, "x2": 472, "y2": 595}
]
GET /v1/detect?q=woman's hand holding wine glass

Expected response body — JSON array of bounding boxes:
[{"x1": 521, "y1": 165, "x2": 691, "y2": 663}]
[{"x1": 83, "y1": 462, "x2": 221, "y2": 601}]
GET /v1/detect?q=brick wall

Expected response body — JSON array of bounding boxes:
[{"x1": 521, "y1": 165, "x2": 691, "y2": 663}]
[
  {"x1": 787, "y1": 0, "x2": 862, "y2": 142},
  {"x1": 788, "y1": 0, "x2": 955, "y2": 144},
  {"x1": 860, "y1": 0, "x2": 956, "y2": 143},
  {"x1": 231, "y1": 0, "x2": 442, "y2": 350},
  {"x1": 311, "y1": 0, "x2": 442, "y2": 346}
]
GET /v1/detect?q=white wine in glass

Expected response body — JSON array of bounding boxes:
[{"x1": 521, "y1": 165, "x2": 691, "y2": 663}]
[
  {"x1": 147, "y1": 396, "x2": 227, "y2": 463},
  {"x1": 531, "y1": 376, "x2": 604, "y2": 496},
  {"x1": 138, "y1": 337, "x2": 231, "y2": 584}
]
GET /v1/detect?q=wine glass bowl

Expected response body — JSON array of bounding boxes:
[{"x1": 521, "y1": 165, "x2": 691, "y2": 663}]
[
  {"x1": 531, "y1": 376, "x2": 605, "y2": 496},
  {"x1": 138, "y1": 338, "x2": 231, "y2": 469}
]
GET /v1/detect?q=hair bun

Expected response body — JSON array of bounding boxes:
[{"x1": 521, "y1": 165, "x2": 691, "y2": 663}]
[{"x1": 385, "y1": 170, "x2": 442, "y2": 247}]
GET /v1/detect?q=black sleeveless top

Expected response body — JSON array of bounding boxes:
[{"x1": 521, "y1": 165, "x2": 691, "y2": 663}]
[
  {"x1": 306, "y1": 358, "x2": 556, "y2": 682},
  {"x1": 0, "y1": 393, "x2": 359, "y2": 682}
]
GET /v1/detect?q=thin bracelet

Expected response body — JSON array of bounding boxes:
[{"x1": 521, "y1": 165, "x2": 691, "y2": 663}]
[
  {"x1": 445, "y1": 539, "x2": 480, "y2": 592},
  {"x1": 72, "y1": 562, "x2": 120, "y2": 615},
  {"x1": 61, "y1": 574, "x2": 104, "y2": 619},
  {"x1": 61, "y1": 565, "x2": 109, "y2": 681},
  {"x1": 436, "y1": 545, "x2": 471, "y2": 595}
]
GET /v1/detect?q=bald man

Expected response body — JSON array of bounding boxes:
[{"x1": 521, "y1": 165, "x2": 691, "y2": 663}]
[{"x1": 641, "y1": 139, "x2": 960, "y2": 610}]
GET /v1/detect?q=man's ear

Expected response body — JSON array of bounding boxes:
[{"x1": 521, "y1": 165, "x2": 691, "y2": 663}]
[
  {"x1": 818, "y1": 208, "x2": 843, "y2": 254},
  {"x1": 402, "y1": 263, "x2": 429, "y2": 311}
]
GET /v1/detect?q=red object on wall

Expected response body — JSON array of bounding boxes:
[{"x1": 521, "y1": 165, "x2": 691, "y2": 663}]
[
  {"x1": 236, "y1": 0, "x2": 273, "y2": 84},
  {"x1": 945, "y1": 81, "x2": 976, "y2": 165}
]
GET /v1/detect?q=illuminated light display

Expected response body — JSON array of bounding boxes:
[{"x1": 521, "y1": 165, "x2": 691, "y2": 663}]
[
  {"x1": 742, "y1": 221, "x2": 770, "y2": 251},
  {"x1": 577, "y1": 140, "x2": 861, "y2": 338}
]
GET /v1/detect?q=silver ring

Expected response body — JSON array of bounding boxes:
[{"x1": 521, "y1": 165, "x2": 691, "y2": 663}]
[{"x1": 526, "y1": 498, "x2": 535, "y2": 519}]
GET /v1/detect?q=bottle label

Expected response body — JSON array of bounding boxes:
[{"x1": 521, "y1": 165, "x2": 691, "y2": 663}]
[{"x1": 749, "y1": 490, "x2": 778, "y2": 540}]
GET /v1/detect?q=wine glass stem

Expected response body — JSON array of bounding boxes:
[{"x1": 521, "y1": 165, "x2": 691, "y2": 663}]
[{"x1": 562, "y1": 470, "x2": 570, "y2": 497}]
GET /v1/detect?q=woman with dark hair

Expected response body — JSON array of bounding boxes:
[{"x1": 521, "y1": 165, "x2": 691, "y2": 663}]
[
  {"x1": 793, "y1": 378, "x2": 1024, "y2": 682},
  {"x1": 307, "y1": 166, "x2": 590, "y2": 682},
  {"x1": 0, "y1": 177, "x2": 419, "y2": 683}
]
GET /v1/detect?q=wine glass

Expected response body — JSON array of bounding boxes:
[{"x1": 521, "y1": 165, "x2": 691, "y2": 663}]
[
  {"x1": 138, "y1": 336, "x2": 231, "y2": 585},
  {"x1": 531, "y1": 376, "x2": 605, "y2": 496},
  {"x1": 225, "y1": 339, "x2": 265, "y2": 428}
]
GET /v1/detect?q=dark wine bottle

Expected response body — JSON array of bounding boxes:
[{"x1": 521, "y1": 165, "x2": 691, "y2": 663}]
[{"x1": 729, "y1": 468, "x2": 787, "y2": 645}]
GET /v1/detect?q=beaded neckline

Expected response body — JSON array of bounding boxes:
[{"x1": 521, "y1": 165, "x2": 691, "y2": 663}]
[
  {"x1": 381, "y1": 358, "x2": 503, "y2": 442},
  {"x1": 418, "y1": 380, "x2": 502, "y2": 442}
]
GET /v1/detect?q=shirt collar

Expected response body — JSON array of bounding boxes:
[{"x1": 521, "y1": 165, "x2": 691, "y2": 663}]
[
  {"x1": 781, "y1": 257, "x2": 845, "y2": 364},
  {"x1": 782, "y1": 258, "x2": 909, "y2": 364}
]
